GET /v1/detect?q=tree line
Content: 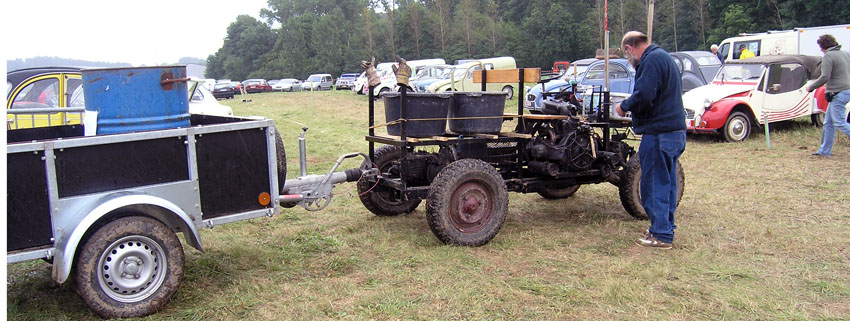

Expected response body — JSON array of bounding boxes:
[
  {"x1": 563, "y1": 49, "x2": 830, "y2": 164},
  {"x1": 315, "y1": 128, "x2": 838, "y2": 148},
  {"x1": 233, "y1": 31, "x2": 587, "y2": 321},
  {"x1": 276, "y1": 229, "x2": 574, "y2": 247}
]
[{"x1": 205, "y1": 0, "x2": 850, "y2": 80}]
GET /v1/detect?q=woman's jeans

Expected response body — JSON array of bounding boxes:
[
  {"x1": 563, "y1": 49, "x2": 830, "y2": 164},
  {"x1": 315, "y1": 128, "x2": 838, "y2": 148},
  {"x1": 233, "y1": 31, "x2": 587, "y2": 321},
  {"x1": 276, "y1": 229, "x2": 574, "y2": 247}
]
[
  {"x1": 816, "y1": 90, "x2": 850, "y2": 156},
  {"x1": 638, "y1": 130, "x2": 686, "y2": 243}
]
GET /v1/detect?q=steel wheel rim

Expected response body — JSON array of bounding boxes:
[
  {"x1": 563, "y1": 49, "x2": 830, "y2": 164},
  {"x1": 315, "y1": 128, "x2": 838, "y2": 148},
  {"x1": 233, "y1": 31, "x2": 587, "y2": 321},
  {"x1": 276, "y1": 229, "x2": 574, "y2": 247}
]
[
  {"x1": 97, "y1": 235, "x2": 166, "y2": 303},
  {"x1": 729, "y1": 117, "x2": 747, "y2": 141},
  {"x1": 448, "y1": 180, "x2": 494, "y2": 233}
]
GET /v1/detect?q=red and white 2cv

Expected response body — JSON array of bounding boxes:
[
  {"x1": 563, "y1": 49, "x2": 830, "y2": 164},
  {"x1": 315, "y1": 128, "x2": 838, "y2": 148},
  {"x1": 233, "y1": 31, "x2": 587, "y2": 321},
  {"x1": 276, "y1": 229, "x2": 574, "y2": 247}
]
[{"x1": 682, "y1": 55, "x2": 830, "y2": 142}]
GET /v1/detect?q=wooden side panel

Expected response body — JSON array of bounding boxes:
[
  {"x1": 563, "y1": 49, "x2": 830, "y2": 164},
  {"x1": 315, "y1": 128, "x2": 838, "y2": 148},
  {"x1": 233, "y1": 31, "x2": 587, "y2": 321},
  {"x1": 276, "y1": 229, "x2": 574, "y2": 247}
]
[{"x1": 473, "y1": 68, "x2": 541, "y2": 83}]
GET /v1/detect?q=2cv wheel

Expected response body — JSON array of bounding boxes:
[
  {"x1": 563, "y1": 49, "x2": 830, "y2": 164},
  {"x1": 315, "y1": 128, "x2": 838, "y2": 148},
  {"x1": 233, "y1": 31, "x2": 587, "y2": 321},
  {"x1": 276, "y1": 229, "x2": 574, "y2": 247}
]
[
  {"x1": 618, "y1": 155, "x2": 685, "y2": 220},
  {"x1": 426, "y1": 159, "x2": 508, "y2": 246},
  {"x1": 357, "y1": 145, "x2": 422, "y2": 216},
  {"x1": 74, "y1": 216, "x2": 184, "y2": 318}
]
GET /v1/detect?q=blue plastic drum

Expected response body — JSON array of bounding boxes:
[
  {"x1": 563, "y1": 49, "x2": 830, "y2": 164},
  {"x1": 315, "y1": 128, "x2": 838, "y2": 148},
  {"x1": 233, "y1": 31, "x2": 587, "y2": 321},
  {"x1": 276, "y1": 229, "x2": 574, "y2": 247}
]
[{"x1": 82, "y1": 66, "x2": 190, "y2": 135}]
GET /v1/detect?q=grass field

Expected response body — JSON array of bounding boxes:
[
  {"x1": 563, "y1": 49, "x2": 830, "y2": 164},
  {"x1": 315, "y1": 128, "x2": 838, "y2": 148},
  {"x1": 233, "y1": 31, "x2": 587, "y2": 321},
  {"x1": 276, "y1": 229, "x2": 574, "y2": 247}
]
[{"x1": 7, "y1": 90, "x2": 850, "y2": 320}]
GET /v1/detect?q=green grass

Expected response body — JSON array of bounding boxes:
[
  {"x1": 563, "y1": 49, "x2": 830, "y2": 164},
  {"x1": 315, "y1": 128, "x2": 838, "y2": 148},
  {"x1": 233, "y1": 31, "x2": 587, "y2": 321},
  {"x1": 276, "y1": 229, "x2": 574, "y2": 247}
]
[{"x1": 7, "y1": 90, "x2": 850, "y2": 320}]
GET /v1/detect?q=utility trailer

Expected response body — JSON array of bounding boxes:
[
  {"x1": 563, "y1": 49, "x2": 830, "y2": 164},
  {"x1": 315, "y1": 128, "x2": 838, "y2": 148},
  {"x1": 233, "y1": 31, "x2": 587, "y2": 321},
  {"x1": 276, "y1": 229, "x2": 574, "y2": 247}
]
[
  {"x1": 357, "y1": 69, "x2": 685, "y2": 246},
  {"x1": 6, "y1": 114, "x2": 370, "y2": 318}
]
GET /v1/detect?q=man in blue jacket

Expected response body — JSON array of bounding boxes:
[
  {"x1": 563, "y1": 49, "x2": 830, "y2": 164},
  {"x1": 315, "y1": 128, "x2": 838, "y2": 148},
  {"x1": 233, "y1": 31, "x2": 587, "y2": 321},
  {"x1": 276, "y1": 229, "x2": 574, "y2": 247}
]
[{"x1": 615, "y1": 31, "x2": 686, "y2": 249}]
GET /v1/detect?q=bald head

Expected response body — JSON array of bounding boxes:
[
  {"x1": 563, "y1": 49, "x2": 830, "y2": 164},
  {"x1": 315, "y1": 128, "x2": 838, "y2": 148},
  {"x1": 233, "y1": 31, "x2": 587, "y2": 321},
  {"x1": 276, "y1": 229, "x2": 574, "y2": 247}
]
[
  {"x1": 621, "y1": 31, "x2": 649, "y2": 49},
  {"x1": 621, "y1": 31, "x2": 649, "y2": 68}
]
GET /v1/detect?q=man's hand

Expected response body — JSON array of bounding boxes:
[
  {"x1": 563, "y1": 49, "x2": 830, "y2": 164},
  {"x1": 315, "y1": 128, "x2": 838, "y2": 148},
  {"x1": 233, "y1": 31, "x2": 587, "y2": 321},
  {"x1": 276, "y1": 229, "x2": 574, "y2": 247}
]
[{"x1": 614, "y1": 102, "x2": 626, "y2": 117}]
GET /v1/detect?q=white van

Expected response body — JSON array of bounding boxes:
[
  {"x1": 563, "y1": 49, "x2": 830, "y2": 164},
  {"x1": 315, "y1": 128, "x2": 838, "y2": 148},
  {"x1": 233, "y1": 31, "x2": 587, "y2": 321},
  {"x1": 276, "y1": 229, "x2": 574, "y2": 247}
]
[
  {"x1": 303, "y1": 73, "x2": 333, "y2": 91},
  {"x1": 718, "y1": 24, "x2": 850, "y2": 61}
]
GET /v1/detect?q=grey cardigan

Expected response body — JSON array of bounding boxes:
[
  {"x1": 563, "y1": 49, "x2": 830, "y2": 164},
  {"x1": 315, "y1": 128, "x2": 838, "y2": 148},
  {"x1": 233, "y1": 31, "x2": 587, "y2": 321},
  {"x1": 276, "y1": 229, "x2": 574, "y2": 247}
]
[{"x1": 809, "y1": 45, "x2": 850, "y2": 93}]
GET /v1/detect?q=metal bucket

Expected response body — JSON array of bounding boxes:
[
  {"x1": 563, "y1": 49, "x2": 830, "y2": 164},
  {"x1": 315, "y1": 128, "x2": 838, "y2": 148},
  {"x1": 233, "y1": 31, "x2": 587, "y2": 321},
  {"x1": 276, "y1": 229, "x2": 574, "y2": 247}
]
[
  {"x1": 81, "y1": 66, "x2": 190, "y2": 135},
  {"x1": 383, "y1": 92, "x2": 452, "y2": 137},
  {"x1": 449, "y1": 92, "x2": 507, "y2": 134}
]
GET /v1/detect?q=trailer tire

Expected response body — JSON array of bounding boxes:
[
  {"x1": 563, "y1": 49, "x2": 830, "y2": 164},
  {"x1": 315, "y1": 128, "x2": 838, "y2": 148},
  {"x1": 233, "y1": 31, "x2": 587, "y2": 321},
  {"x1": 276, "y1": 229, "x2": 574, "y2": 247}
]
[
  {"x1": 274, "y1": 130, "x2": 287, "y2": 188},
  {"x1": 618, "y1": 156, "x2": 685, "y2": 220},
  {"x1": 537, "y1": 185, "x2": 580, "y2": 199},
  {"x1": 74, "y1": 216, "x2": 184, "y2": 319},
  {"x1": 357, "y1": 145, "x2": 422, "y2": 216},
  {"x1": 426, "y1": 159, "x2": 508, "y2": 246}
]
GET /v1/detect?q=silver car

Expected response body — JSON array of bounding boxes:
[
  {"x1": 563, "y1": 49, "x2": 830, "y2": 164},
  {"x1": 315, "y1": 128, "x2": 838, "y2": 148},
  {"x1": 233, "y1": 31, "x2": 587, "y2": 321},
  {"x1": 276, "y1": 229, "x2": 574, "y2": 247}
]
[{"x1": 274, "y1": 78, "x2": 302, "y2": 92}]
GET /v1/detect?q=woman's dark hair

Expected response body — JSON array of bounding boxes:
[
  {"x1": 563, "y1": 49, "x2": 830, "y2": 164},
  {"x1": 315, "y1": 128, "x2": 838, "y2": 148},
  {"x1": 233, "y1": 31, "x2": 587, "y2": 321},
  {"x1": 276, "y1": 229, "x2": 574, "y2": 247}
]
[{"x1": 817, "y1": 34, "x2": 838, "y2": 50}]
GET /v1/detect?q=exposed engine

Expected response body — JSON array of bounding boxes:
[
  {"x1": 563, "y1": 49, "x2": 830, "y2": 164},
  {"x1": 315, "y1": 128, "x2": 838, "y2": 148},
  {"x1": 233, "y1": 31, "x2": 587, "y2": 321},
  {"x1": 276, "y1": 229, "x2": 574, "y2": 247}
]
[{"x1": 525, "y1": 89, "x2": 632, "y2": 180}]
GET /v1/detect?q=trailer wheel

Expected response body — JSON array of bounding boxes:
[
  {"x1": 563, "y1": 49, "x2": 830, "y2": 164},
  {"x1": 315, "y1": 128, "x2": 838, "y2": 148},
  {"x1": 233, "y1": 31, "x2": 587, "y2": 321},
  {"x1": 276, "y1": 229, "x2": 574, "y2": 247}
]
[
  {"x1": 357, "y1": 145, "x2": 422, "y2": 216},
  {"x1": 74, "y1": 216, "x2": 184, "y2": 319},
  {"x1": 618, "y1": 156, "x2": 685, "y2": 220},
  {"x1": 274, "y1": 130, "x2": 287, "y2": 188},
  {"x1": 426, "y1": 159, "x2": 508, "y2": 246},
  {"x1": 537, "y1": 185, "x2": 580, "y2": 199}
]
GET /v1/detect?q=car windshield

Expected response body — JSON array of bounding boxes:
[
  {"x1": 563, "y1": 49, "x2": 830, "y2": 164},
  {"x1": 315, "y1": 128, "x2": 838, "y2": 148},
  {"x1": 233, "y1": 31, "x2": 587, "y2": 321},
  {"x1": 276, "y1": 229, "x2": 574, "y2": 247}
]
[
  {"x1": 307, "y1": 76, "x2": 321, "y2": 82},
  {"x1": 438, "y1": 67, "x2": 469, "y2": 79},
  {"x1": 280, "y1": 79, "x2": 295, "y2": 84},
  {"x1": 416, "y1": 66, "x2": 449, "y2": 78},
  {"x1": 341, "y1": 74, "x2": 356, "y2": 79},
  {"x1": 245, "y1": 80, "x2": 260, "y2": 85},
  {"x1": 214, "y1": 83, "x2": 229, "y2": 89},
  {"x1": 695, "y1": 55, "x2": 722, "y2": 66},
  {"x1": 714, "y1": 64, "x2": 764, "y2": 82}
]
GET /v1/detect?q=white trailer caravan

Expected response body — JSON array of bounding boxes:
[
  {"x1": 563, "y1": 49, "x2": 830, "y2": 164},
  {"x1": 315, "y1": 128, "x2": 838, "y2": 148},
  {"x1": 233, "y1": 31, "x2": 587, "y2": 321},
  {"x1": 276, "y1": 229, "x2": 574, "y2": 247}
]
[{"x1": 718, "y1": 24, "x2": 850, "y2": 61}]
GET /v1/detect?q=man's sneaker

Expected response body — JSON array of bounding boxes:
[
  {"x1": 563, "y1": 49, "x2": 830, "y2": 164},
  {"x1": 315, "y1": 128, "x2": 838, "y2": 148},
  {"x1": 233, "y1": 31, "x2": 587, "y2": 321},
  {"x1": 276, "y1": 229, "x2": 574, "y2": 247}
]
[{"x1": 635, "y1": 235, "x2": 673, "y2": 249}]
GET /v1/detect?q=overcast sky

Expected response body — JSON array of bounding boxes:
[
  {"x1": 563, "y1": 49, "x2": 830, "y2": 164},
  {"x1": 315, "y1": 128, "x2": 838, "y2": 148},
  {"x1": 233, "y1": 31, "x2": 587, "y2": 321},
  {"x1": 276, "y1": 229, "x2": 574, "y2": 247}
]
[{"x1": 4, "y1": 0, "x2": 270, "y2": 66}]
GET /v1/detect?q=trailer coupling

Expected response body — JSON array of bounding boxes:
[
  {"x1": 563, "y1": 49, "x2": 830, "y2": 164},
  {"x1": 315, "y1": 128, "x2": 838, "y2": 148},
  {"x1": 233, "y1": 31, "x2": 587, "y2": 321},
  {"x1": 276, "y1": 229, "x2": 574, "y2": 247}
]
[{"x1": 278, "y1": 128, "x2": 375, "y2": 211}]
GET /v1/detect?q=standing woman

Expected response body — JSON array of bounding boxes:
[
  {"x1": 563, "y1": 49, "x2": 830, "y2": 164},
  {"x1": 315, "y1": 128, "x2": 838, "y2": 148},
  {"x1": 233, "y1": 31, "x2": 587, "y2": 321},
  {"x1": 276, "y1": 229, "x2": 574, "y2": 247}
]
[{"x1": 807, "y1": 34, "x2": 850, "y2": 157}]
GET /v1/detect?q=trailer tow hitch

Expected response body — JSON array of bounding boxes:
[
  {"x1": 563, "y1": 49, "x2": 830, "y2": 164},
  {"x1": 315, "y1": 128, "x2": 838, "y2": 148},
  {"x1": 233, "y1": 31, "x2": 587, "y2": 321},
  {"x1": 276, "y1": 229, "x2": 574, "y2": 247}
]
[{"x1": 278, "y1": 127, "x2": 376, "y2": 211}]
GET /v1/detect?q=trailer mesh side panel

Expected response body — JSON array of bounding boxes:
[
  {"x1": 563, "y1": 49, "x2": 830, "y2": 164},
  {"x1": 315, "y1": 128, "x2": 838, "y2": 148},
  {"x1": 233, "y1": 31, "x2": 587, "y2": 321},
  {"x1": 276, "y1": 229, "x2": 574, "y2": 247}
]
[
  {"x1": 7, "y1": 152, "x2": 54, "y2": 251},
  {"x1": 196, "y1": 128, "x2": 272, "y2": 219},
  {"x1": 55, "y1": 137, "x2": 189, "y2": 198}
]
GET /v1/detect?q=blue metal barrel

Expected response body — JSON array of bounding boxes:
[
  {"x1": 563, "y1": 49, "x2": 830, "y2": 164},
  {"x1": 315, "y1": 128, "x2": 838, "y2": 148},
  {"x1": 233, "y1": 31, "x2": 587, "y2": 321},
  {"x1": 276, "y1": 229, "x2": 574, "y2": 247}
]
[{"x1": 82, "y1": 66, "x2": 190, "y2": 135}]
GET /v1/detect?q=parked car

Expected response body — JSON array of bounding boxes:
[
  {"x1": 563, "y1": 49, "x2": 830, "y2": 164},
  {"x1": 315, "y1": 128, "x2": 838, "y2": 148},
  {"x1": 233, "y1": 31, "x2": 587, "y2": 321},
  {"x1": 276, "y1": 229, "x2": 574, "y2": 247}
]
[
  {"x1": 7, "y1": 67, "x2": 85, "y2": 129},
  {"x1": 411, "y1": 64, "x2": 452, "y2": 92},
  {"x1": 303, "y1": 74, "x2": 334, "y2": 91},
  {"x1": 671, "y1": 51, "x2": 722, "y2": 92},
  {"x1": 335, "y1": 73, "x2": 359, "y2": 90},
  {"x1": 425, "y1": 57, "x2": 519, "y2": 99},
  {"x1": 352, "y1": 72, "x2": 368, "y2": 94},
  {"x1": 524, "y1": 59, "x2": 635, "y2": 113},
  {"x1": 243, "y1": 79, "x2": 272, "y2": 93},
  {"x1": 268, "y1": 79, "x2": 281, "y2": 88},
  {"x1": 372, "y1": 59, "x2": 446, "y2": 96},
  {"x1": 552, "y1": 61, "x2": 570, "y2": 73},
  {"x1": 683, "y1": 55, "x2": 832, "y2": 142},
  {"x1": 212, "y1": 82, "x2": 235, "y2": 99},
  {"x1": 189, "y1": 80, "x2": 234, "y2": 116},
  {"x1": 275, "y1": 78, "x2": 302, "y2": 92}
]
